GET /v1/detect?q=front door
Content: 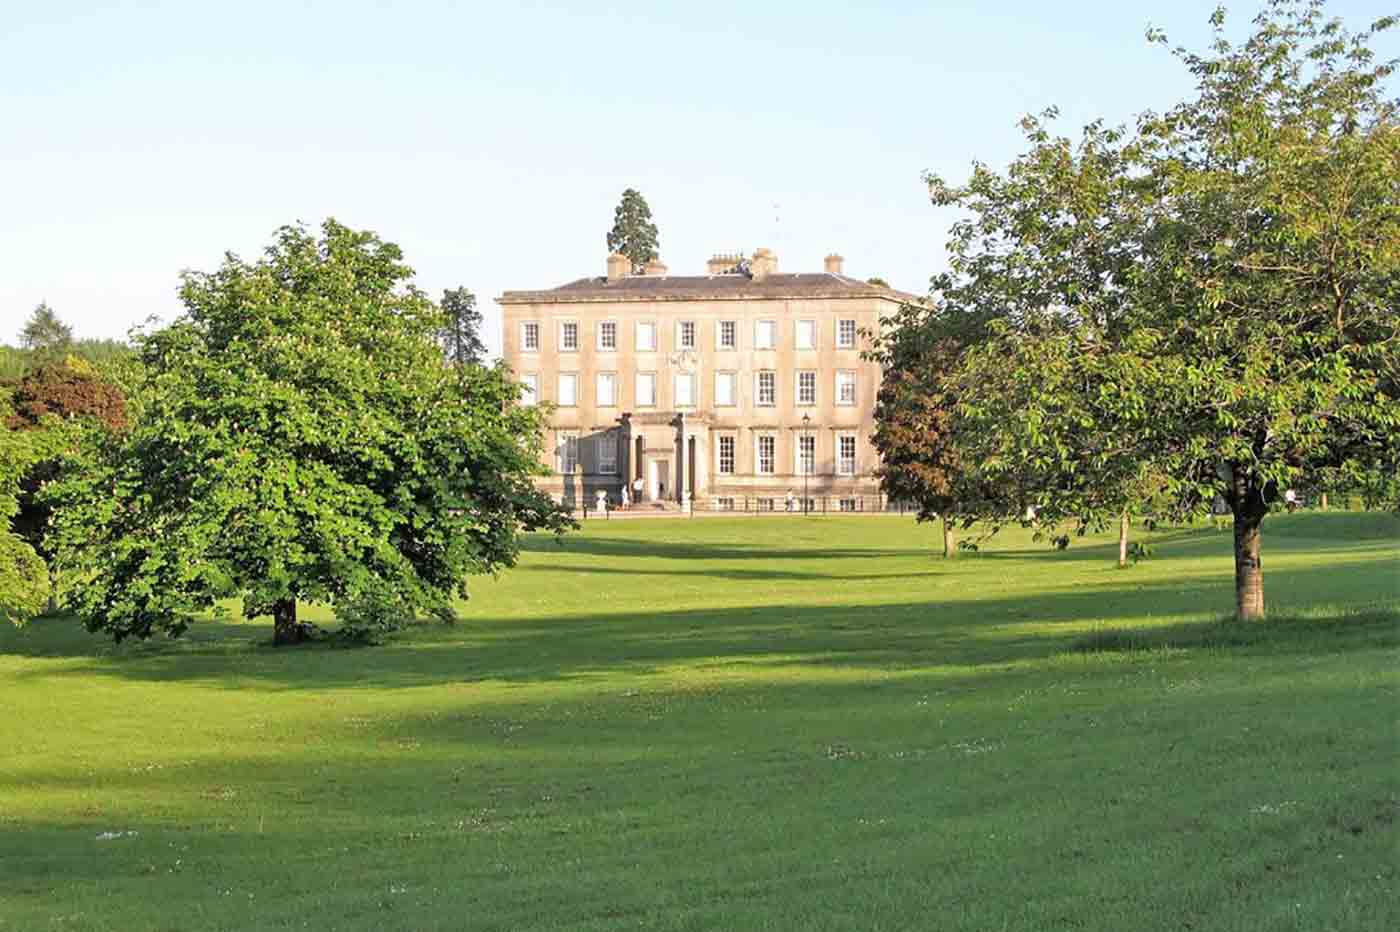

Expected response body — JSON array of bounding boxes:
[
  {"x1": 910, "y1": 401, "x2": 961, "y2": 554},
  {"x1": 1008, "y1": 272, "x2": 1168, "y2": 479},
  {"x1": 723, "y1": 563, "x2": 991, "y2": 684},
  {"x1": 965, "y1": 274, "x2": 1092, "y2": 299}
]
[{"x1": 650, "y1": 459, "x2": 669, "y2": 501}]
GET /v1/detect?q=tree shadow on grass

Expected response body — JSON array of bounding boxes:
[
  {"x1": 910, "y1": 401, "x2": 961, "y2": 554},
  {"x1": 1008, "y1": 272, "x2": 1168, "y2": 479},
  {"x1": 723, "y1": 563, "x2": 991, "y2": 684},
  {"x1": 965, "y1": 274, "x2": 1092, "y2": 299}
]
[{"x1": 4, "y1": 557, "x2": 1394, "y2": 692}]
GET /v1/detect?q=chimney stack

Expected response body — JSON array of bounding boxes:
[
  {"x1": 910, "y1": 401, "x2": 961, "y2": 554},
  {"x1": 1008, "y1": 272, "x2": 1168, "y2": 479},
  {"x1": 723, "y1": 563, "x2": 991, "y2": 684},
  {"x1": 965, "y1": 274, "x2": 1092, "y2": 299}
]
[
  {"x1": 750, "y1": 247, "x2": 778, "y2": 281},
  {"x1": 707, "y1": 253, "x2": 743, "y2": 274},
  {"x1": 643, "y1": 258, "x2": 669, "y2": 276},
  {"x1": 606, "y1": 252, "x2": 630, "y2": 280},
  {"x1": 824, "y1": 253, "x2": 845, "y2": 275}
]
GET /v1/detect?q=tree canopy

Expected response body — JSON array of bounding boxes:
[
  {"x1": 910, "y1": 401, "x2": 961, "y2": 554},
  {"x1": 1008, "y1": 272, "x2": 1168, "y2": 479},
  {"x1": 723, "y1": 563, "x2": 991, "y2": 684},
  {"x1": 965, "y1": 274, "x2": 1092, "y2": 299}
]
[
  {"x1": 881, "y1": 0, "x2": 1399, "y2": 617},
  {"x1": 49, "y1": 219, "x2": 571, "y2": 644},
  {"x1": 19, "y1": 303, "x2": 73, "y2": 360},
  {"x1": 439, "y1": 286, "x2": 487, "y2": 367},
  {"x1": 606, "y1": 188, "x2": 660, "y2": 272}
]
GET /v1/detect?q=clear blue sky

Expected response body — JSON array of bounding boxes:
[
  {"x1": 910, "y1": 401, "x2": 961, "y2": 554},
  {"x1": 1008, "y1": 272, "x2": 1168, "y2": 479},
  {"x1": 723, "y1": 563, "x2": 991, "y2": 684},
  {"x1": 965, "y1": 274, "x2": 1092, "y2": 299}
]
[{"x1": 3, "y1": 0, "x2": 1395, "y2": 355}]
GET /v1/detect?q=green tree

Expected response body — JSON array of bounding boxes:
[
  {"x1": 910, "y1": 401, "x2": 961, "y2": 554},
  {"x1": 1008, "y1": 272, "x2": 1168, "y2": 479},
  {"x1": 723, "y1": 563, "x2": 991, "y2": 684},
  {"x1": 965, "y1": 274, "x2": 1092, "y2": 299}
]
[
  {"x1": 0, "y1": 397, "x2": 51, "y2": 624},
  {"x1": 606, "y1": 188, "x2": 660, "y2": 272},
  {"x1": 50, "y1": 219, "x2": 571, "y2": 645},
  {"x1": 915, "y1": 1, "x2": 1399, "y2": 618},
  {"x1": 19, "y1": 303, "x2": 72, "y2": 360},
  {"x1": 439, "y1": 287, "x2": 487, "y2": 367}
]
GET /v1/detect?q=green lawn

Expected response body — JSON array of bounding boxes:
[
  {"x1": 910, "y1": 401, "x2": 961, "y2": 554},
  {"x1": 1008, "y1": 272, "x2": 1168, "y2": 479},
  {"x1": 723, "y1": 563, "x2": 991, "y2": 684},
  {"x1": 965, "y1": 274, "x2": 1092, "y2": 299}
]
[{"x1": 2, "y1": 512, "x2": 1397, "y2": 931}]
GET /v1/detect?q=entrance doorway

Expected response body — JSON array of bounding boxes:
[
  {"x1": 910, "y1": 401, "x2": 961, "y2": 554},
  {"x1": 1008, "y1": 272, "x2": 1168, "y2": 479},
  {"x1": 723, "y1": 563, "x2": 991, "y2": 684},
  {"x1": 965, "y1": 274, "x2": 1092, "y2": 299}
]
[{"x1": 651, "y1": 459, "x2": 669, "y2": 501}]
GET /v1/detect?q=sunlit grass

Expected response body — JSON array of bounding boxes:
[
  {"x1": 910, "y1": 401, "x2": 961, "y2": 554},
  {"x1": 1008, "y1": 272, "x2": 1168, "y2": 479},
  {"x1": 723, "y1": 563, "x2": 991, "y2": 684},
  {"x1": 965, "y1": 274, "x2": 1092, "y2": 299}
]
[{"x1": 1, "y1": 512, "x2": 1396, "y2": 930}]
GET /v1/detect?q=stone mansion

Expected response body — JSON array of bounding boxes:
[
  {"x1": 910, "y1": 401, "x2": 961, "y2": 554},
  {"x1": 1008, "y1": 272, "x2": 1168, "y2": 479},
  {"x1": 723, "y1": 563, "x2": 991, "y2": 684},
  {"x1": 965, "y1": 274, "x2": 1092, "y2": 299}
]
[{"x1": 497, "y1": 248, "x2": 915, "y2": 510}]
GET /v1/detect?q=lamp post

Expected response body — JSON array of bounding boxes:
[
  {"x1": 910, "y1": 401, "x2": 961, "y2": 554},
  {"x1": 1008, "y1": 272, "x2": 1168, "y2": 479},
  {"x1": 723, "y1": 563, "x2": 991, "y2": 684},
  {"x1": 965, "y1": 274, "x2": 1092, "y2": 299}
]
[{"x1": 801, "y1": 412, "x2": 811, "y2": 516}]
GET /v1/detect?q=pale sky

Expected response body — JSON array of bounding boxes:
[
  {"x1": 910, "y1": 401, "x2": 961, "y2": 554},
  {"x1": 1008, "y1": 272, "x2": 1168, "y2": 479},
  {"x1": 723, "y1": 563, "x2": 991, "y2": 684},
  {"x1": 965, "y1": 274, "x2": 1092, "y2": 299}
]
[{"x1": 3, "y1": 1, "x2": 1395, "y2": 356}]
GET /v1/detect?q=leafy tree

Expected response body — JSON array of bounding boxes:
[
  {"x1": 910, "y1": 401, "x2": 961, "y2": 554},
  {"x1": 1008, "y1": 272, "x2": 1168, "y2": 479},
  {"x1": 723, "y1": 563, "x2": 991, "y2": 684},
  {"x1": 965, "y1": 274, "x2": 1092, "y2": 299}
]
[
  {"x1": 866, "y1": 277, "x2": 891, "y2": 288},
  {"x1": 869, "y1": 301, "x2": 1007, "y2": 557},
  {"x1": 439, "y1": 287, "x2": 487, "y2": 367},
  {"x1": 0, "y1": 397, "x2": 50, "y2": 624},
  {"x1": 908, "y1": 1, "x2": 1399, "y2": 617},
  {"x1": 50, "y1": 219, "x2": 571, "y2": 645},
  {"x1": 5, "y1": 362, "x2": 129, "y2": 603},
  {"x1": 19, "y1": 303, "x2": 72, "y2": 360},
  {"x1": 606, "y1": 188, "x2": 660, "y2": 272}
]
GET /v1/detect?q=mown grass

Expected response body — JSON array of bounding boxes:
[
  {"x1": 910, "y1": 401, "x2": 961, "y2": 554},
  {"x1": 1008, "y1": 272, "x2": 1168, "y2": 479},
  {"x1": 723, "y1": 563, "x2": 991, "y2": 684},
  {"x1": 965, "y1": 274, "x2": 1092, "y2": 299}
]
[{"x1": 1, "y1": 511, "x2": 1396, "y2": 931}]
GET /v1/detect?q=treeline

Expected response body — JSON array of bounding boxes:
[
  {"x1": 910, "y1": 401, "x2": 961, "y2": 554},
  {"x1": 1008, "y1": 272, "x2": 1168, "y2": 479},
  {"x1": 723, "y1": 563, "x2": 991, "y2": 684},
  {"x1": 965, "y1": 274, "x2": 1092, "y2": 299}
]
[
  {"x1": 870, "y1": 2, "x2": 1399, "y2": 619},
  {"x1": 2, "y1": 225, "x2": 572, "y2": 643}
]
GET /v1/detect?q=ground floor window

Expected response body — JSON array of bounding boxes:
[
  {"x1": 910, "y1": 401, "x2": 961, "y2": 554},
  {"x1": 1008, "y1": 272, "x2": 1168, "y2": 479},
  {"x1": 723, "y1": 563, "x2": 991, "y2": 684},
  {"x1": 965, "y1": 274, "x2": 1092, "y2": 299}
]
[
  {"x1": 757, "y1": 497, "x2": 776, "y2": 512},
  {"x1": 717, "y1": 435, "x2": 735, "y2": 475},
  {"x1": 756, "y1": 435, "x2": 775, "y2": 475},
  {"x1": 839, "y1": 498, "x2": 857, "y2": 512},
  {"x1": 715, "y1": 497, "x2": 735, "y2": 511},
  {"x1": 597, "y1": 432, "x2": 617, "y2": 474},
  {"x1": 557, "y1": 432, "x2": 579, "y2": 474},
  {"x1": 838, "y1": 434, "x2": 857, "y2": 476}
]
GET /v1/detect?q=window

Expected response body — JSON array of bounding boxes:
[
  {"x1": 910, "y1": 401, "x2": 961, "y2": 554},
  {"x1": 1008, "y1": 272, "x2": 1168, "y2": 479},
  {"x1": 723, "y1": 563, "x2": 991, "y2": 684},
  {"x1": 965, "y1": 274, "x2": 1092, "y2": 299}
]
[
  {"x1": 598, "y1": 321, "x2": 617, "y2": 351},
  {"x1": 521, "y1": 322, "x2": 540, "y2": 352},
  {"x1": 560, "y1": 321, "x2": 579, "y2": 352},
  {"x1": 557, "y1": 373, "x2": 578, "y2": 407},
  {"x1": 715, "y1": 371, "x2": 737, "y2": 407},
  {"x1": 797, "y1": 434, "x2": 816, "y2": 475},
  {"x1": 796, "y1": 319, "x2": 816, "y2": 350},
  {"x1": 757, "y1": 497, "x2": 776, "y2": 512},
  {"x1": 717, "y1": 435, "x2": 735, "y2": 475},
  {"x1": 756, "y1": 370, "x2": 776, "y2": 406},
  {"x1": 838, "y1": 434, "x2": 857, "y2": 476},
  {"x1": 678, "y1": 320, "x2": 697, "y2": 349},
  {"x1": 836, "y1": 370, "x2": 857, "y2": 406},
  {"x1": 718, "y1": 320, "x2": 737, "y2": 349},
  {"x1": 755, "y1": 320, "x2": 777, "y2": 349},
  {"x1": 797, "y1": 371, "x2": 817, "y2": 406},
  {"x1": 597, "y1": 433, "x2": 618, "y2": 474},
  {"x1": 837, "y1": 319, "x2": 857, "y2": 348},
  {"x1": 596, "y1": 372, "x2": 617, "y2": 407},
  {"x1": 557, "y1": 431, "x2": 579, "y2": 474},
  {"x1": 674, "y1": 372, "x2": 695, "y2": 408},
  {"x1": 636, "y1": 372, "x2": 657, "y2": 407},
  {"x1": 636, "y1": 321, "x2": 657, "y2": 352},
  {"x1": 839, "y1": 498, "x2": 858, "y2": 512},
  {"x1": 716, "y1": 496, "x2": 735, "y2": 511},
  {"x1": 520, "y1": 373, "x2": 538, "y2": 406},
  {"x1": 756, "y1": 435, "x2": 775, "y2": 475}
]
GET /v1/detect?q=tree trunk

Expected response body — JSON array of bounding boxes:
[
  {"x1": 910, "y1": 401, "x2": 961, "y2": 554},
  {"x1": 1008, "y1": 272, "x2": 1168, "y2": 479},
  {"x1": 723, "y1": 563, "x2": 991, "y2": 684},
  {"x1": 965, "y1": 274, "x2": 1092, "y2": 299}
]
[
  {"x1": 942, "y1": 514, "x2": 956, "y2": 559},
  {"x1": 272, "y1": 597, "x2": 305, "y2": 646},
  {"x1": 1231, "y1": 466, "x2": 1266, "y2": 620},
  {"x1": 1319, "y1": 492, "x2": 1328, "y2": 511},
  {"x1": 1117, "y1": 512, "x2": 1130, "y2": 568}
]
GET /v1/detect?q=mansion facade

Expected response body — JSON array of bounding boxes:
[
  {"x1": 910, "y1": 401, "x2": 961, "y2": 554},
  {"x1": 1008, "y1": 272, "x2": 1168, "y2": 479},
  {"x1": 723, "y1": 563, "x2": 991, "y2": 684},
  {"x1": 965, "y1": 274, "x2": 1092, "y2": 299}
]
[{"x1": 497, "y1": 248, "x2": 914, "y2": 510}]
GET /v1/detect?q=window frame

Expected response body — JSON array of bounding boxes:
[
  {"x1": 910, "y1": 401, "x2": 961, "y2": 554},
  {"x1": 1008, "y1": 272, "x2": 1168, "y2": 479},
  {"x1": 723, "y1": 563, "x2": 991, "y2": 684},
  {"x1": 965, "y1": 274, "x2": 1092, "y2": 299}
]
[
  {"x1": 596, "y1": 371, "x2": 617, "y2": 408},
  {"x1": 557, "y1": 431, "x2": 579, "y2": 474},
  {"x1": 836, "y1": 369, "x2": 857, "y2": 406},
  {"x1": 597, "y1": 320, "x2": 618, "y2": 352},
  {"x1": 557, "y1": 372, "x2": 579, "y2": 407},
  {"x1": 636, "y1": 320, "x2": 658, "y2": 353},
  {"x1": 756, "y1": 370, "x2": 776, "y2": 407},
  {"x1": 756, "y1": 434, "x2": 776, "y2": 476},
  {"x1": 714, "y1": 370, "x2": 738, "y2": 408},
  {"x1": 796, "y1": 319, "x2": 817, "y2": 350},
  {"x1": 837, "y1": 433, "x2": 857, "y2": 476},
  {"x1": 520, "y1": 321, "x2": 541, "y2": 353},
  {"x1": 717, "y1": 320, "x2": 738, "y2": 350},
  {"x1": 635, "y1": 371, "x2": 657, "y2": 408},
  {"x1": 716, "y1": 434, "x2": 736, "y2": 475},
  {"x1": 597, "y1": 432, "x2": 618, "y2": 475},
  {"x1": 796, "y1": 433, "x2": 816, "y2": 476},
  {"x1": 677, "y1": 320, "x2": 697, "y2": 350},
  {"x1": 837, "y1": 318, "x2": 857, "y2": 349},
  {"x1": 796, "y1": 370, "x2": 817, "y2": 407},
  {"x1": 754, "y1": 319, "x2": 777, "y2": 350},
  {"x1": 520, "y1": 372, "x2": 538, "y2": 407},
  {"x1": 559, "y1": 320, "x2": 580, "y2": 353},
  {"x1": 674, "y1": 371, "x2": 696, "y2": 409}
]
